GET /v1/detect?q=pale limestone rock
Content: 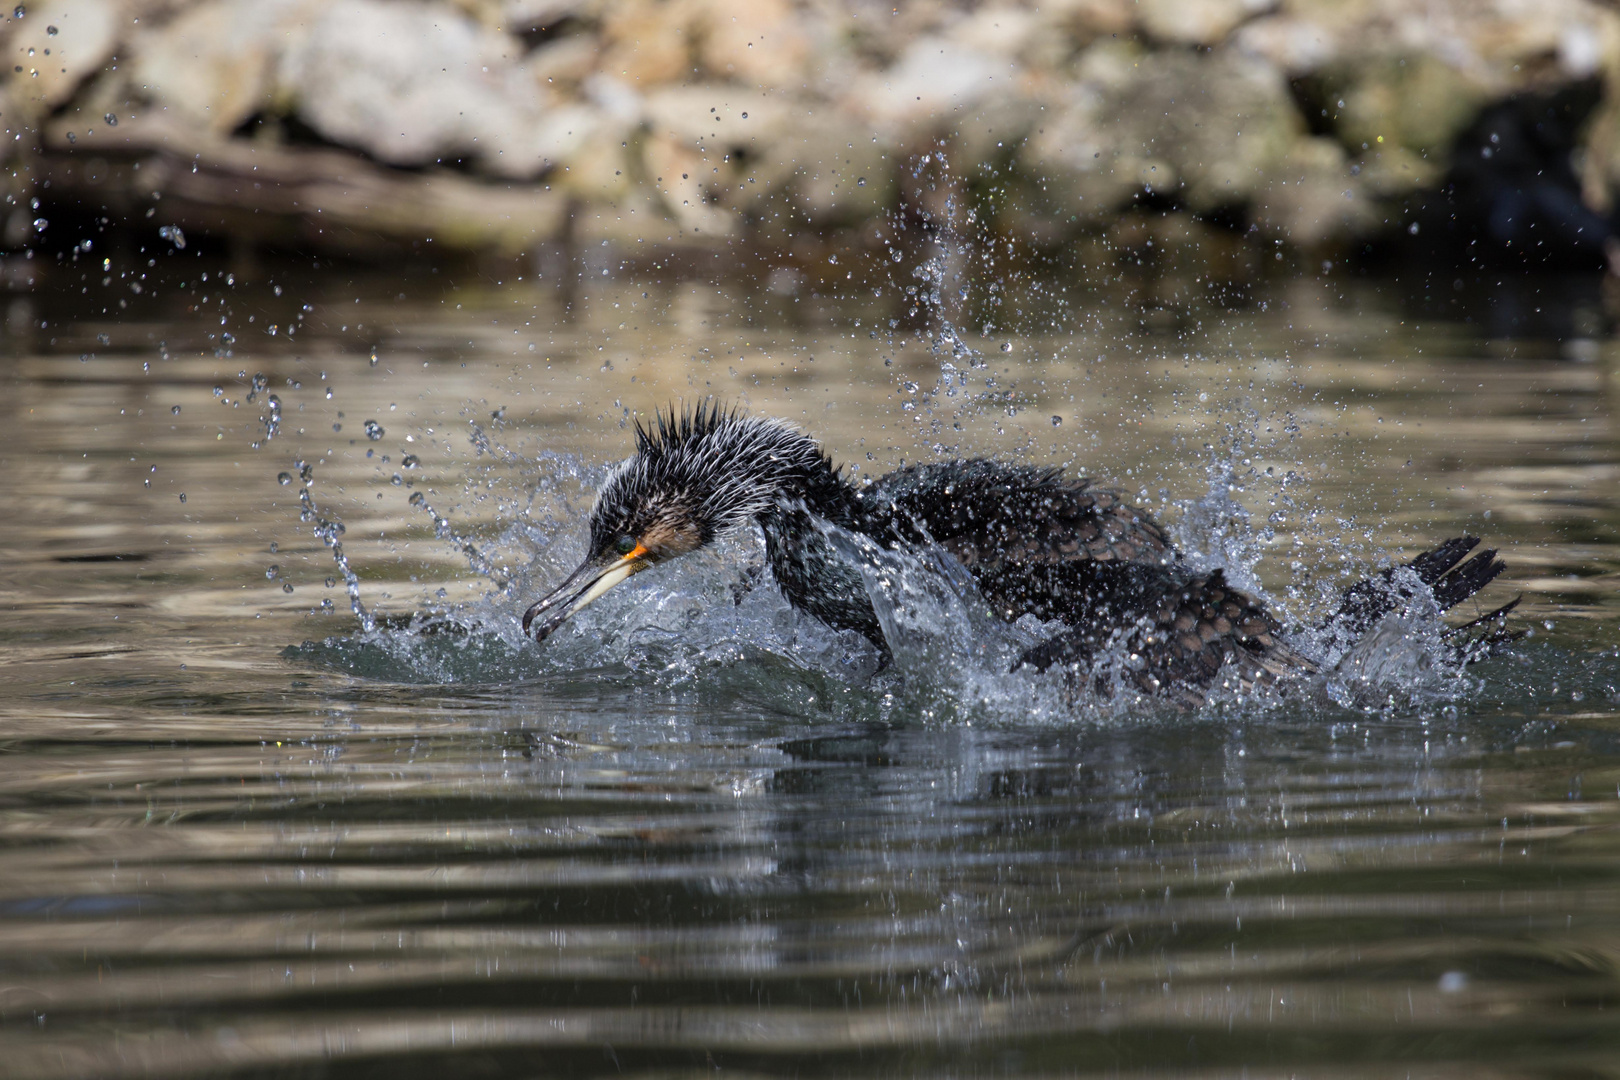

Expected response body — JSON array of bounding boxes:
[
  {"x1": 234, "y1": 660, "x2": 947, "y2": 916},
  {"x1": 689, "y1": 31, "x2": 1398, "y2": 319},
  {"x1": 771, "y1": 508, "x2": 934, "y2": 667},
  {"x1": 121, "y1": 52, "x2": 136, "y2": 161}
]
[
  {"x1": 1335, "y1": 53, "x2": 1493, "y2": 164},
  {"x1": 6, "y1": 0, "x2": 121, "y2": 110},
  {"x1": 697, "y1": 0, "x2": 810, "y2": 86},
  {"x1": 1039, "y1": 0, "x2": 1136, "y2": 43},
  {"x1": 499, "y1": 0, "x2": 588, "y2": 33},
  {"x1": 946, "y1": 95, "x2": 1046, "y2": 177},
  {"x1": 275, "y1": 0, "x2": 585, "y2": 179},
  {"x1": 782, "y1": 115, "x2": 892, "y2": 225},
  {"x1": 1137, "y1": 0, "x2": 1277, "y2": 47},
  {"x1": 1024, "y1": 44, "x2": 1301, "y2": 218},
  {"x1": 131, "y1": 0, "x2": 321, "y2": 135},
  {"x1": 851, "y1": 36, "x2": 1006, "y2": 127},
  {"x1": 595, "y1": 0, "x2": 697, "y2": 88},
  {"x1": 642, "y1": 131, "x2": 737, "y2": 235},
  {"x1": 1249, "y1": 135, "x2": 1374, "y2": 245},
  {"x1": 946, "y1": 5, "x2": 1040, "y2": 61},
  {"x1": 523, "y1": 34, "x2": 601, "y2": 94}
]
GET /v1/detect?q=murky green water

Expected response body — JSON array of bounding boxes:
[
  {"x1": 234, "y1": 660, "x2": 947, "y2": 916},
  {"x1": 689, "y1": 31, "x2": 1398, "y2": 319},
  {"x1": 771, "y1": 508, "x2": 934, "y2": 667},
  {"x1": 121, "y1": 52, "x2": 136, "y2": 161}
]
[{"x1": 2, "y1": 245, "x2": 1619, "y2": 1078}]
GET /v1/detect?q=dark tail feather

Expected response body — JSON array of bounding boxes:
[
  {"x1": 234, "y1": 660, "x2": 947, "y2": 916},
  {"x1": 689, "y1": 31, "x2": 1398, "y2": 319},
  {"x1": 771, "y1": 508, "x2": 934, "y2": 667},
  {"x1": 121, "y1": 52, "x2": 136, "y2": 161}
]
[
  {"x1": 1430, "y1": 548, "x2": 1506, "y2": 611},
  {"x1": 1408, "y1": 536, "x2": 1483, "y2": 587},
  {"x1": 1456, "y1": 594, "x2": 1521, "y2": 631},
  {"x1": 1447, "y1": 594, "x2": 1526, "y2": 661},
  {"x1": 1324, "y1": 536, "x2": 1517, "y2": 662}
]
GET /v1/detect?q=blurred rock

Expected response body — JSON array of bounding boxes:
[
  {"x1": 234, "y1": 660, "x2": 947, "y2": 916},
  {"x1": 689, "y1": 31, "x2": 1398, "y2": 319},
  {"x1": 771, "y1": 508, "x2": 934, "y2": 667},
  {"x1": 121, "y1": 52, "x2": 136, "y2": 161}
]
[
  {"x1": 1024, "y1": 45, "x2": 1300, "y2": 220},
  {"x1": 1137, "y1": 0, "x2": 1275, "y2": 47},
  {"x1": 697, "y1": 0, "x2": 810, "y2": 86},
  {"x1": 9, "y1": 0, "x2": 1620, "y2": 260},
  {"x1": 132, "y1": 0, "x2": 320, "y2": 135},
  {"x1": 6, "y1": 0, "x2": 120, "y2": 110},
  {"x1": 278, "y1": 0, "x2": 581, "y2": 178},
  {"x1": 854, "y1": 37, "x2": 1003, "y2": 127},
  {"x1": 1250, "y1": 136, "x2": 1373, "y2": 246}
]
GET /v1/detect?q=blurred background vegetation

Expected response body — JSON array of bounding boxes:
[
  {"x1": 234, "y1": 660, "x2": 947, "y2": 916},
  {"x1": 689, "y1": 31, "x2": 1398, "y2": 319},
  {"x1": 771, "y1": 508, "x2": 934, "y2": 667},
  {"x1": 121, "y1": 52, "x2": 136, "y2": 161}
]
[{"x1": 3, "y1": 0, "x2": 1620, "y2": 283}]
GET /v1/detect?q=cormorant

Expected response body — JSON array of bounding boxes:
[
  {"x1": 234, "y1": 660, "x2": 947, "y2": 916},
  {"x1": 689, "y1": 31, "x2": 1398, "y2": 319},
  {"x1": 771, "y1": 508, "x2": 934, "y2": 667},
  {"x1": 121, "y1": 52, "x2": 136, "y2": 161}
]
[{"x1": 522, "y1": 405, "x2": 1515, "y2": 705}]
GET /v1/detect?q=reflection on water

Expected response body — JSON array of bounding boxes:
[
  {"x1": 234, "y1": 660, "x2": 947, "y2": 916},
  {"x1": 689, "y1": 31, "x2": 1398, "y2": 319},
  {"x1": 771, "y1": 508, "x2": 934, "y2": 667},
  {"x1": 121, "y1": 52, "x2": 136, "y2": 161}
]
[{"x1": 0, "y1": 249, "x2": 1618, "y2": 1077}]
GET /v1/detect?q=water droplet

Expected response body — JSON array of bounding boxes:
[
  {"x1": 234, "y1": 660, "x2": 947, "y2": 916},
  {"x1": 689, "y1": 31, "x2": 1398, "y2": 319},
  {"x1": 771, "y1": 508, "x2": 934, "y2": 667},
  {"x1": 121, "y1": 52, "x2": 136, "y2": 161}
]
[
  {"x1": 390, "y1": 473, "x2": 402, "y2": 485},
  {"x1": 213, "y1": 385, "x2": 223, "y2": 396},
  {"x1": 857, "y1": 177, "x2": 866, "y2": 186},
  {"x1": 170, "y1": 405, "x2": 181, "y2": 415},
  {"x1": 178, "y1": 493, "x2": 186, "y2": 503},
  {"x1": 103, "y1": 113, "x2": 117, "y2": 127},
  {"x1": 13, "y1": 5, "x2": 25, "y2": 19},
  {"x1": 325, "y1": 578, "x2": 336, "y2": 588},
  {"x1": 408, "y1": 492, "x2": 426, "y2": 506},
  {"x1": 277, "y1": 472, "x2": 292, "y2": 485},
  {"x1": 282, "y1": 582, "x2": 294, "y2": 593},
  {"x1": 31, "y1": 217, "x2": 46, "y2": 231},
  {"x1": 1000, "y1": 342, "x2": 1012, "y2": 353},
  {"x1": 324, "y1": 387, "x2": 333, "y2": 399},
  {"x1": 265, "y1": 565, "x2": 280, "y2": 579},
  {"x1": 401, "y1": 454, "x2": 419, "y2": 468},
  {"x1": 369, "y1": 348, "x2": 379, "y2": 366},
  {"x1": 1051, "y1": 415, "x2": 1062, "y2": 427},
  {"x1": 363, "y1": 420, "x2": 385, "y2": 441},
  {"x1": 158, "y1": 225, "x2": 186, "y2": 249},
  {"x1": 47, "y1": 25, "x2": 57, "y2": 36}
]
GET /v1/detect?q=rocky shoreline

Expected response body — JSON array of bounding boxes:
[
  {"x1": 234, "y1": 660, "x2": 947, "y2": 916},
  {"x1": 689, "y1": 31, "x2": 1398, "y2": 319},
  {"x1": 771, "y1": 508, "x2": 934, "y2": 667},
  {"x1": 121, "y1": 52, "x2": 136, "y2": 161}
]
[{"x1": 4, "y1": 0, "x2": 1620, "y2": 266}]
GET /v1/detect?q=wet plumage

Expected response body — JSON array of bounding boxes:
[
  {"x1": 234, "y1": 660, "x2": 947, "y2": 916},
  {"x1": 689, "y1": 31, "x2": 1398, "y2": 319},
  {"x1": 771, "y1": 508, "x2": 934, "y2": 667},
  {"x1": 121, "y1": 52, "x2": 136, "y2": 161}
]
[{"x1": 523, "y1": 405, "x2": 1514, "y2": 705}]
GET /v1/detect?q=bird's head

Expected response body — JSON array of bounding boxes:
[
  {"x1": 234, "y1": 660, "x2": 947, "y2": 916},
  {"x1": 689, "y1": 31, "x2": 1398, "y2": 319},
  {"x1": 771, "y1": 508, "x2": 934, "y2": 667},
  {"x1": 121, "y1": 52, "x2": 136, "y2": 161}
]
[{"x1": 522, "y1": 404, "x2": 833, "y2": 642}]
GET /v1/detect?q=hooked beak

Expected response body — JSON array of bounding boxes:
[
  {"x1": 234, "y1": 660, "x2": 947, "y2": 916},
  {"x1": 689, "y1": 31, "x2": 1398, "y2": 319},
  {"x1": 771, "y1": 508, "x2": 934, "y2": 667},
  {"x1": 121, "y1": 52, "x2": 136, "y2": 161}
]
[{"x1": 522, "y1": 546, "x2": 649, "y2": 643}]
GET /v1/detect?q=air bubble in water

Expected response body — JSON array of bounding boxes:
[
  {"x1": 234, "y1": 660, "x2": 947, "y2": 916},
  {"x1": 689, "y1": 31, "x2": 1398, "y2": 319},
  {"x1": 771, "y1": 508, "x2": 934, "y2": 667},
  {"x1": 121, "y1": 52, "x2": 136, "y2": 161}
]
[
  {"x1": 1000, "y1": 342, "x2": 1012, "y2": 353},
  {"x1": 265, "y1": 565, "x2": 280, "y2": 579},
  {"x1": 364, "y1": 420, "x2": 385, "y2": 440},
  {"x1": 408, "y1": 492, "x2": 425, "y2": 506},
  {"x1": 401, "y1": 454, "x2": 419, "y2": 468},
  {"x1": 158, "y1": 225, "x2": 186, "y2": 249},
  {"x1": 103, "y1": 113, "x2": 117, "y2": 127},
  {"x1": 282, "y1": 582, "x2": 293, "y2": 593},
  {"x1": 277, "y1": 472, "x2": 292, "y2": 485},
  {"x1": 178, "y1": 493, "x2": 186, "y2": 503},
  {"x1": 171, "y1": 405, "x2": 181, "y2": 415},
  {"x1": 1051, "y1": 415, "x2": 1062, "y2": 427}
]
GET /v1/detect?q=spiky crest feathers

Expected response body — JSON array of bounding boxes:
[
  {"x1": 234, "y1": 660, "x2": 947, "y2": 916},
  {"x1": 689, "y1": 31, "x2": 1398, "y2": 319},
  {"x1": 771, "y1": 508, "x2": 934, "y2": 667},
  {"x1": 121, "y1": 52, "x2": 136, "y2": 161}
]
[{"x1": 590, "y1": 404, "x2": 844, "y2": 553}]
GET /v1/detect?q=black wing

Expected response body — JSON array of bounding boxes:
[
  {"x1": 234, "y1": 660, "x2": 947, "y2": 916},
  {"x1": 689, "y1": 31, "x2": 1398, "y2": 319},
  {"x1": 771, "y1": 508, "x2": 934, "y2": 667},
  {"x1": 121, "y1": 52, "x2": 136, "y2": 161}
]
[
  {"x1": 857, "y1": 460, "x2": 1179, "y2": 625},
  {"x1": 858, "y1": 460, "x2": 1175, "y2": 574},
  {"x1": 1015, "y1": 569, "x2": 1314, "y2": 707}
]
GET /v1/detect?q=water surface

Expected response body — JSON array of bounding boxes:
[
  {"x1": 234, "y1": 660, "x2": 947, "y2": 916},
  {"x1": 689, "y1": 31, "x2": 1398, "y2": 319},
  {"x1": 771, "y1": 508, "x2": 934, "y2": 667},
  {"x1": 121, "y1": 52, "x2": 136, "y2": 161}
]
[{"x1": 1, "y1": 249, "x2": 1618, "y2": 1077}]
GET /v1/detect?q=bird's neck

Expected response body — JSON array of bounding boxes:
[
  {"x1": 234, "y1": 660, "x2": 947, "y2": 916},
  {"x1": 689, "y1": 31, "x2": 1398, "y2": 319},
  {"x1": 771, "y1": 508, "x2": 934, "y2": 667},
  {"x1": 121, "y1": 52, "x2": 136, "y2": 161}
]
[{"x1": 706, "y1": 428, "x2": 859, "y2": 530}]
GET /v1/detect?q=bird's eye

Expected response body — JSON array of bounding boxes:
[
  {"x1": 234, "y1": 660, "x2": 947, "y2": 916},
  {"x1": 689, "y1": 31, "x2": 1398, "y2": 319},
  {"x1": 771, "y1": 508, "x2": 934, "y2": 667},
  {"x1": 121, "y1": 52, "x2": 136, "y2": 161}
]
[{"x1": 614, "y1": 535, "x2": 638, "y2": 556}]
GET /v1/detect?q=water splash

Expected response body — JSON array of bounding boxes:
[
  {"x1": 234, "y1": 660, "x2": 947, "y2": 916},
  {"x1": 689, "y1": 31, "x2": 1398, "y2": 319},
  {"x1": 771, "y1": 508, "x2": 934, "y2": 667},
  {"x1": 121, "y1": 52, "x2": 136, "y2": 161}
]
[{"x1": 293, "y1": 458, "x2": 373, "y2": 631}]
